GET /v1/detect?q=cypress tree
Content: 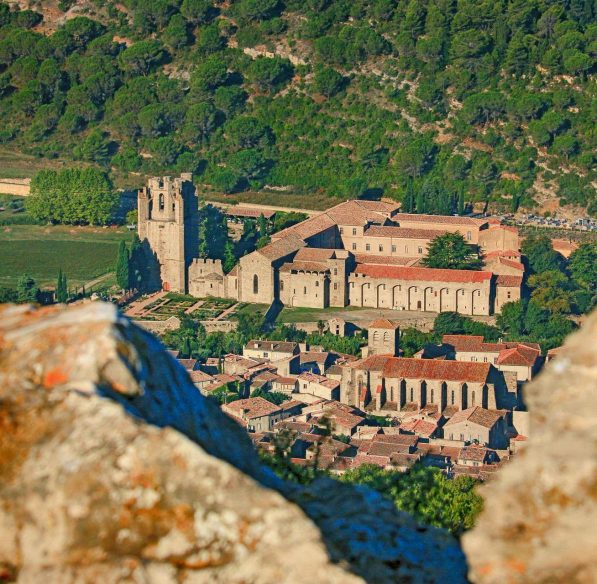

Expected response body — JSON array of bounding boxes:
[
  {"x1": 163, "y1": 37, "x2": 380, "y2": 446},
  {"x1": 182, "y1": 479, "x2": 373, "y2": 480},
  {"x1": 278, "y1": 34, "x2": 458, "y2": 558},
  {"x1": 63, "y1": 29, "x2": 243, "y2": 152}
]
[
  {"x1": 458, "y1": 187, "x2": 465, "y2": 215},
  {"x1": 223, "y1": 240, "x2": 236, "y2": 273},
  {"x1": 198, "y1": 217, "x2": 208, "y2": 258},
  {"x1": 116, "y1": 240, "x2": 130, "y2": 291},
  {"x1": 415, "y1": 188, "x2": 426, "y2": 214},
  {"x1": 181, "y1": 336, "x2": 192, "y2": 359},
  {"x1": 258, "y1": 213, "x2": 268, "y2": 237},
  {"x1": 56, "y1": 269, "x2": 68, "y2": 303}
]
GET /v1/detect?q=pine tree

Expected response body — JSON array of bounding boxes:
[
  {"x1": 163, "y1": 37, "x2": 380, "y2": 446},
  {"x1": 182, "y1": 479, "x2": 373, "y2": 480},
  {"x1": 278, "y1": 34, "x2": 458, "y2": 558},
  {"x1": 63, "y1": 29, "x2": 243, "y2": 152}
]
[
  {"x1": 129, "y1": 234, "x2": 144, "y2": 291},
  {"x1": 415, "y1": 189, "x2": 426, "y2": 214},
  {"x1": 115, "y1": 240, "x2": 130, "y2": 291},
  {"x1": 223, "y1": 240, "x2": 236, "y2": 273}
]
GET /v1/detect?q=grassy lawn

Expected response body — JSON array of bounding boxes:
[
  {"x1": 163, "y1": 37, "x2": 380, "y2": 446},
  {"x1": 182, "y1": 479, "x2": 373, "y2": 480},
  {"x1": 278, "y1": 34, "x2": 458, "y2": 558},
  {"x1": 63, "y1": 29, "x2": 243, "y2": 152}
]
[
  {"x1": 278, "y1": 305, "x2": 360, "y2": 323},
  {"x1": 0, "y1": 148, "x2": 70, "y2": 179},
  {"x1": 233, "y1": 302, "x2": 270, "y2": 318},
  {"x1": 0, "y1": 224, "x2": 131, "y2": 288}
]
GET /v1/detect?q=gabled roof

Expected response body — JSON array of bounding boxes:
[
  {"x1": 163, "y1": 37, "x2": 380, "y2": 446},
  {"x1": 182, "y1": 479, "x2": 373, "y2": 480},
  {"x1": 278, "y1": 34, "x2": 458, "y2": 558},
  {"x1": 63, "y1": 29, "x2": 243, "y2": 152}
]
[
  {"x1": 257, "y1": 233, "x2": 305, "y2": 261},
  {"x1": 245, "y1": 340, "x2": 298, "y2": 353},
  {"x1": 353, "y1": 264, "x2": 492, "y2": 284},
  {"x1": 496, "y1": 345, "x2": 541, "y2": 367},
  {"x1": 279, "y1": 260, "x2": 329, "y2": 273},
  {"x1": 368, "y1": 318, "x2": 399, "y2": 330},
  {"x1": 354, "y1": 356, "x2": 492, "y2": 383},
  {"x1": 444, "y1": 406, "x2": 504, "y2": 428},
  {"x1": 396, "y1": 213, "x2": 486, "y2": 227},
  {"x1": 224, "y1": 396, "x2": 281, "y2": 419},
  {"x1": 495, "y1": 274, "x2": 523, "y2": 287},
  {"x1": 365, "y1": 225, "x2": 448, "y2": 240}
]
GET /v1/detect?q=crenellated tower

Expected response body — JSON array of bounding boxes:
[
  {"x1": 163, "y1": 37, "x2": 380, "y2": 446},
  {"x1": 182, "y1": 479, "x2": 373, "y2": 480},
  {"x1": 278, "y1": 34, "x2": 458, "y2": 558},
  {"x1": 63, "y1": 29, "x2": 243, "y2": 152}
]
[{"x1": 138, "y1": 173, "x2": 199, "y2": 293}]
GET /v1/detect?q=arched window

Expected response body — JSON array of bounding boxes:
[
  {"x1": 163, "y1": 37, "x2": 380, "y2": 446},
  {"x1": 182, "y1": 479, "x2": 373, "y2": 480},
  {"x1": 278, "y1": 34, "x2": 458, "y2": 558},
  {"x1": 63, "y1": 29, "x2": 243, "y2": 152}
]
[
  {"x1": 253, "y1": 274, "x2": 259, "y2": 294},
  {"x1": 159, "y1": 194, "x2": 165, "y2": 211},
  {"x1": 471, "y1": 391, "x2": 476, "y2": 406},
  {"x1": 383, "y1": 331, "x2": 389, "y2": 342},
  {"x1": 373, "y1": 330, "x2": 380, "y2": 343}
]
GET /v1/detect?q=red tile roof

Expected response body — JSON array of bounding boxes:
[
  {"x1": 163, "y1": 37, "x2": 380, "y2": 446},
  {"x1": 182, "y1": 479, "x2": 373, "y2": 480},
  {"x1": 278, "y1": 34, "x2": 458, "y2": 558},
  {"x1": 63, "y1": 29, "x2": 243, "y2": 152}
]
[
  {"x1": 353, "y1": 264, "x2": 492, "y2": 284},
  {"x1": 485, "y1": 249, "x2": 521, "y2": 259},
  {"x1": 496, "y1": 345, "x2": 540, "y2": 367},
  {"x1": 224, "y1": 397, "x2": 281, "y2": 419},
  {"x1": 445, "y1": 407, "x2": 504, "y2": 428},
  {"x1": 368, "y1": 318, "x2": 400, "y2": 330},
  {"x1": 293, "y1": 247, "x2": 338, "y2": 261},
  {"x1": 496, "y1": 258, "x2": 524, "y2": 271},
  {"x1": 356, "y1": 356, "x2": 492, "y2": 383},
  {"x1": 353, "y1": 253, "x2": 418, "y2": 266},
  {"x1": 495, "y1": 274, "x2": 523, "y2": 287},
  {"x1": 396, "y1": 213, "x2": 485, "y2": 226},
  {"x1": 280, "y1": 260, "x2": 329, "y2": 273},
  {"x1": 365, "y1": 226, "x2": 448, "y2": 240}
]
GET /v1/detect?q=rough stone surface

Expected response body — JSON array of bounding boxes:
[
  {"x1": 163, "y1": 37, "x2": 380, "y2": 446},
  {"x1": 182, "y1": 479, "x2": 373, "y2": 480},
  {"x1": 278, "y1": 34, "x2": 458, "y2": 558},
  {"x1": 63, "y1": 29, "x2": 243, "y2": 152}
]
[
  {"x1": 0, "y1": 302, "x2": 467, "y2": 583},
  {"x1": 463, "y1": 310, "x2": 597, "y2": 584}
]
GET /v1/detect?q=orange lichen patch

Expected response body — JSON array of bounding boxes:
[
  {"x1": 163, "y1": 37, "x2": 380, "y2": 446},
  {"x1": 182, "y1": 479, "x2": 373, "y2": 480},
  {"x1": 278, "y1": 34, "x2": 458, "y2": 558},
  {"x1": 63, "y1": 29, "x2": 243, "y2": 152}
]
[
  {"x1": 506, "y1": 559, "x2": 527, "y2": 574},
  {"x1": 43, "y1": 367, "x2": 69, "y2": 389},
  {"x1": 476, "y1": 563, "x2": 494, "y2": 576}
]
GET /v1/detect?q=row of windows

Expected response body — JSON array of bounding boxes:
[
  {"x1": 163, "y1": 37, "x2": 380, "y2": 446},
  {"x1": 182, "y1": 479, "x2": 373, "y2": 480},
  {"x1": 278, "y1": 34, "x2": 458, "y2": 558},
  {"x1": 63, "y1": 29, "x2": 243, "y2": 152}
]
[
  {"x1": 350, "y1": 242, "x2": 424, "y2": 254},
  {"x1": 280, "y1": 281, "x2": 339, "y2": 292},
  {"x1": 381, "y1": 387, "x2": 477, "y2": 406}
]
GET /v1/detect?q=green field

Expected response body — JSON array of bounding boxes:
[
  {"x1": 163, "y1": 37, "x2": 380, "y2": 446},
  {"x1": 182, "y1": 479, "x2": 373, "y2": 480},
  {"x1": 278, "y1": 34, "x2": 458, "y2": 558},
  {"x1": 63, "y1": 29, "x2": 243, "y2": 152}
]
[
  {"x1": 0, "y1": 224, "x2": 131, "y2": 288},
  {"x1": 278, "y1": 305, "x2": 360, "y2": 323}
]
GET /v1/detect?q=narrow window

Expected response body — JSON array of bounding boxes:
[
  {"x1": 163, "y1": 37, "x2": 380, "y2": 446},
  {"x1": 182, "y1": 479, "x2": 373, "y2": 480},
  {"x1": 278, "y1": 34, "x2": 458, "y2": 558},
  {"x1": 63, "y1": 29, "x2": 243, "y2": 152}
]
[
  {"x1": 471, "y1": 391, "x2": 476, "y2": 406},
  {"x1": 352, "y1": 228, "x2": 357, "y2": 235},
  {"x1": 253, "y1": 274, "x2": 259, "y2": 294},
  {"x1": 467, "y1": 231, "x2": 472, "y2": 241},
  {"x1": 334, "y1": 268, "x2": 337, "y2": 275},
  {"x1": 431, "y1": 388, "x2": 434, "y2": 402},
  {"x1": 366, "y1": 244, "x2": 371, "y2": 251},
  {"x1": 303, "y1": 286, "x2": 307, "y2": 294},
  {"x1": 451, "y1": 390, "x2": 455, "y2": 405},
  {"x1": 315, "y1": 281, "x2": 319, "y2": 287},
  {"x1": 391, "y1": 245, "x2": 396, "y2": 253},
  {"x1": 333, "y1": 282, "x2": 338, "y2": 290},
  {"x1": 159, "y1": 194, "x2": 165, "y2": 211},
  {"x1": 379, "y1": 245, "x2": 383, "y2": 252},
  {"x1": 280, "y1": 281, "x2": 284, "y2": 291},
  {"x1": 340, "y1": 227, "x2": 344, "y2": 234},
  {"x1": 352, "y1": 243, "x2": 357, "y2": 250},
  {"x1": 418, "y1": 247, "x2": 423, "y2": 254},
  {"x1": 410, "y1": 388, "x2": 414, "y2": 402}
]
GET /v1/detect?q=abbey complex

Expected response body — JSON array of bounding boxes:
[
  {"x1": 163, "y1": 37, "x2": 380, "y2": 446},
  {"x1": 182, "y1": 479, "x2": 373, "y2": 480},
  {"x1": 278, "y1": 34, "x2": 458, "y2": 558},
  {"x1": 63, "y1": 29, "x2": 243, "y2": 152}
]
[{"x1": 138, "y1": 174, "x2": 523, "y2": 316}]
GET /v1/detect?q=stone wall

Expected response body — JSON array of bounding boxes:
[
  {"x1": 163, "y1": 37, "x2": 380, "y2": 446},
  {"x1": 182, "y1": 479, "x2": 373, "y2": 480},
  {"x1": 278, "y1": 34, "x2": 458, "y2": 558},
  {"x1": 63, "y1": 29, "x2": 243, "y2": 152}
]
[{"x1": 0, "y1": 302, "x2": 468, "y2": 583}]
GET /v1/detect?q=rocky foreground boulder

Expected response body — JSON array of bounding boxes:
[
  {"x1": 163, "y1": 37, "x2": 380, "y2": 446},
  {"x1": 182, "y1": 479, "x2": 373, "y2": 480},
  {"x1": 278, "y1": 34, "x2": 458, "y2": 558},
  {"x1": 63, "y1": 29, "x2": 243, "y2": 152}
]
[
  {"x1": 0, "y1": 302, "x2": 466, "y2": 583},
  {"x1": 463, "y1": 310, "x2": 597, "y2": 583}
]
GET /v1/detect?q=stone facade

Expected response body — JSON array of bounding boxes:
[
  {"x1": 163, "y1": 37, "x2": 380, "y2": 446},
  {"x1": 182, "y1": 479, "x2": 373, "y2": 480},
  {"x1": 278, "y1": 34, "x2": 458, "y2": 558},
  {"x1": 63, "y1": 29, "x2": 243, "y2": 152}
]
[
  {"x1": 139, "y1": 184, "x2": 522, "y2": 314},
  {"x1": 138, "y1": 174, "x2": 199, "y2": 293}
]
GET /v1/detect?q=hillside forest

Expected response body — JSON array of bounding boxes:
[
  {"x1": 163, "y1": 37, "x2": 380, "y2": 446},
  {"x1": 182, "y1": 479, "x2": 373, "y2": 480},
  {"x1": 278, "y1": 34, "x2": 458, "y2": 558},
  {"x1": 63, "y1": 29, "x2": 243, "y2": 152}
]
[{"x1": 0, "y1": 0, "x2": 595, "y2": 215}]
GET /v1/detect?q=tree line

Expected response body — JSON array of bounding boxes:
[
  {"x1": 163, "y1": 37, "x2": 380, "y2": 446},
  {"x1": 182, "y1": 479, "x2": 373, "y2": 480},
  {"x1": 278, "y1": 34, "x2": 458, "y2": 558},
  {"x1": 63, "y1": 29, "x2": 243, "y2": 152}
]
[{"x1": 0, "y1": 0, "x2": 593, "y2": 215}]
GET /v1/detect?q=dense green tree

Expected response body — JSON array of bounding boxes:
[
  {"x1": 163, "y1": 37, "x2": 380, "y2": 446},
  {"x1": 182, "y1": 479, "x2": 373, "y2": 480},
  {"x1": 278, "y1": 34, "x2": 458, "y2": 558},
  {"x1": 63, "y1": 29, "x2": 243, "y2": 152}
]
[
  {"x1": 528, "y1": 270, "x2": 574, "y2": 314},
  {"x1": 16, "y1": 274, "x2": 39, "y2": 303},
  {"x1": 522, "y1": 234, "x2": 563, "y2": 274},
  {"x1": 247, "y1": 57, "x2": 293, "y2": 93},
  {"x1": 118, "y1": 40, "x2": 166, "y2": 76},
  {"x1": 340, "y1": 464, "x2": 483, "y2": 536},
  {"x1": 568, "y1": 243, "x2": 597, "y2": 291},
  {"x1": 422, "y1": 233, "x2": 482, "y2": 270},
  {"x1": 222, "y1": 240, "x2": 236, "y2": 273},
  {"x1": 26, "y1": 169, "x2": 117, "y2": 225},
  {"x1": 313, "y1": 66, "x2": 345, "y2": 97}
]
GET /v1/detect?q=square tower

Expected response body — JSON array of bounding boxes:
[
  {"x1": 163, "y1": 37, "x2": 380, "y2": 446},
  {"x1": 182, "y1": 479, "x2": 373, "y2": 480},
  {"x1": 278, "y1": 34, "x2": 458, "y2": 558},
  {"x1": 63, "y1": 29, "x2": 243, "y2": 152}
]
[
  {"x1": 365, "y1": 319, "x2": 400, "y2": 357},
  {"x1": 138, "y1": 173, "x2": 199, "y2": 293}
]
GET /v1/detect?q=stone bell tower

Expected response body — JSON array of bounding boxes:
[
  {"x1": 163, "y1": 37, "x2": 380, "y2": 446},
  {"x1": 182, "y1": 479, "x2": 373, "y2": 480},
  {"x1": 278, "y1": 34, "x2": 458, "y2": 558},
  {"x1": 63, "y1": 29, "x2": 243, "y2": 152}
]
[{"x1": 138, "y1": 173, "x2": 199, "y2": 293}]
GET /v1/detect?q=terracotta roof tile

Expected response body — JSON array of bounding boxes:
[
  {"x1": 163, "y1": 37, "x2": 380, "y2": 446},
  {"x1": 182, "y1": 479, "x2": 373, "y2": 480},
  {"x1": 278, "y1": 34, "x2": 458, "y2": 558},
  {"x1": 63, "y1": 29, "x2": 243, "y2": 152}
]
[
  {"x1": 280, "y1": 260, "x2": 329, "y2": 273},
  {"x1": 353, "y1": 264, "x2": 492, "y2": 284},
  {"x1": 444, "y1": 407, "x2": 504, "y2": 428},
  {"x1": 495, "y1": 274, "x2": 523, "y2": 287},
  {"x1": 355, "y1": 356, "x2": 492, "y2": 383},
  {"x1": 224, "y1": 397, "x2": 281, "y2": 419},
  {"x1": 368, "y1": 318, "x2": 400, "y2": 330},
  {"x1": 365, "y1": 225, "x2": 448, "y2": 239},
  {"x1": 396, "y1": 213, "x2": 486, "y2": 226}
]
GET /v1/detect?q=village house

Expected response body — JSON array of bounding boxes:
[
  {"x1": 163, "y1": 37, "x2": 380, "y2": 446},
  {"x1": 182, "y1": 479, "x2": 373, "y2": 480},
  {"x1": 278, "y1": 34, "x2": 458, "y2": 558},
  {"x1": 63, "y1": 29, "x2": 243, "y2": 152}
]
[
  {"x1": 297, "y1": 371, "x2": 341, "y2": 401},
  {"x1": 139, "y1": 178, "x2": 523, "y2": 316},
  {"x1": 243, "y1": 340, "x2": 300, "y2": 362},
  {"x1": 443, "y1": 407, "x2": 509, "y2": 450},
  {"x1": 223, "y1": 397, "x2": 301, "y2": 432}
]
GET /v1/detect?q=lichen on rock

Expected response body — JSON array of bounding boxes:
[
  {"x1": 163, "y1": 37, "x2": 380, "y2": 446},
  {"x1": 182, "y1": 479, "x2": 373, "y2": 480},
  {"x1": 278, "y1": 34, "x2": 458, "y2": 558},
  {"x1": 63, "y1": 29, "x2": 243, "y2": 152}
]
[{"x1": 0, "y1": 302, "x2": 466, "y2": 583}]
